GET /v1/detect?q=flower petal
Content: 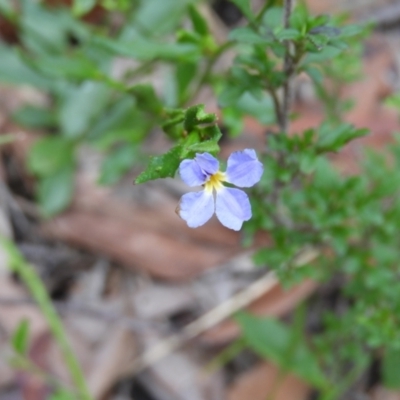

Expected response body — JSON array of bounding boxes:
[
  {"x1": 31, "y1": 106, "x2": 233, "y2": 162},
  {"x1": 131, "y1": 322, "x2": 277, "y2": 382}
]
[
  {"x1": 178, "y1": 190, "x2": 214, "y2": 228},
  {"x1": 195, "y1": 153, "x2": 219, "y2": 176},
  {"x1": 225, "y1": 149, "x2": 263, "y2": 187},
  {"x1": 215, "y1": 187, "x2": 251, "y2": 231},
  {"x1": 179, "y1": 159, "x2": 207, "y2": 186}
]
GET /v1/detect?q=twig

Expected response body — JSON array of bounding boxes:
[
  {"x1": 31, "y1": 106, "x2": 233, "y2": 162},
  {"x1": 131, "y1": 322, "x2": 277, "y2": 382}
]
[
  {"x1": 128, "y1": 246, "x2": 319, "y2": 374},
  {"x1": 282, "y1": 0, "x2": 295, "y2": 133}
]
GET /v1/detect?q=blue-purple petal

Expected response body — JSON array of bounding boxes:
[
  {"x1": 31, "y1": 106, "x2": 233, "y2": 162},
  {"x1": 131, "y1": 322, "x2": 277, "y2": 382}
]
[
  {"x1": 215, "y1": 187, "x2": 251, "y2": 231},
  {"x1": 195, "y1": 153, "x2": 219, "y2": 176},
  {"x1": 225, "y1": 149, "x2": 263, "y2": 188},
  {"x1": 178, "y1": 190, "x2": 214, "y2": 228},
  {"x1": 179, "y1": 159, "x2": 207, "y2": 186}
]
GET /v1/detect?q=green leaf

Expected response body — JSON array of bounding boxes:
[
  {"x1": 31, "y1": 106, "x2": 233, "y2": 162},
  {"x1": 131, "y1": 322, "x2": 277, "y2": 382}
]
[
  {"x1": 34, "y1": 54, "x2": 102, "y2": 81},
  {"x1": 229, "y1": 0, "x2": 254, "y2": 22},
  {"x1": 128, "y1": 84, "x2": 164, "y2": 116},
  {"x1": 13, "y1": 105, "x2": 56, "y2": 129},
  {"x1": 188, "y1": 4, "x2": 209, "y2": 36},
  {"x1": 72, "y1": 0, "x2": 96, "y2": 16},
  {"x1": 237, "y1": 313, "x2": 327, "y2": 387},
  {"x1": 274, "y1": 28, "x2": 301, "y2": 41},
  {"x1": 229, "y1": 27, "x2": 270, "y2": 44},
  {"x1": 316, "y1": 123, "x2": 368, "y2": 153},
  {"x1": 236, "y1": 92, "x2": 276, "y2": 125},
  {"x1": 187, "y1": 140, "x2": 220, "y2": 154},
  {"x1": 98, "y1": 146, "x2": 137, "y2": 185},
  {"x1": 28, "y1": 137, "x2": 74, "y2": 177},
  {"x1": 262, "y1": 7, "x2": 283, "y2": 30},
  {"x1": 290, "y1": 4, "x2": 308, "y2": 31},
  {"x1": 382, "y1": 348, "x2": 400, "y2": 389},
  {"x1": 303, "y1": 65, "x2": 323, "y2": 84},
  {"x1": 59, "y1": 82, "x2": 111, "y2": 138},
  {"x1": 305, "y1": 45, "x2": 343, "y2": 63},
  {"x1": 12, "y1": 319, "x2": 30, "y2": 355},
  {"x1": 131, "y1": 0, "x2": 195, "y2": 36},
  {"x1": 175, "y1": 62, "x2": 198, "y2": 104},
  {"x1": 184, "y1": 104, "x2": 217, "y2": 132},
  {"x1": 135, "y1": 145, "x2": 182, "y2": 184},
  {"x1": 38, "y1": 166, "x2": 75, "y2": 217},
  {"x1": 94, "y1": 36, "x2": 199, "y2": 62},
  {"x1": 0, "y1": 44, "x2": 51, "y2": 90},
  {"x1": 162, "y1": 109, "x2": 186, "y2": 138}
]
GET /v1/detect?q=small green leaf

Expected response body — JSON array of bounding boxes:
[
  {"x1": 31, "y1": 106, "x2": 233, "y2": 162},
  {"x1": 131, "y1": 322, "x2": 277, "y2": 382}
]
[
  {"x1": 262, "y1": 7, "x2": 283, "y2": 30},
  {"x1": 59, "y1": 82, "x2": 111, "y2": 138},
  {"x1": 305, "y1": 45, "x2": 342, "y2": 63},
  {"x1": 98, "y1": 146, "x2": 137, "y2": 185},
  {"x1": 129, "y1": 84, "x2": 164, "y2": 116},
  {"x1": 382, "y1": 348, "x2": 400, "y2": 389},
  {"x1": 135, "y1": 145, "x2": 182, "y2": 184},
  {"x1": 12, "y1": 319, "x2": 30, "y2": 355},
  {"x1": 72, "y1": 0, "x2": 96, "y2": 16},
  {"x1": 0, "y1": 44, "x2": 51, "y2": 90},
  {"x1": 162, "y1": 109, "x2": 186, "y2": 138},
  {"x1": 188, "y1": 4, "x2": 209, "y2": 36},
  {"x1": 303, "y1": 65, "x2": 323, "y2": 84},
  {"x1": 13, "y1": 105, "x2": 56, "y2": 129},
  {"x1": 316, "y1": 123, "x2": 368, "y2": 153},
  {"x1": 184, "y1": 104, "x2": 217, "y2": 132},
  {"x1": 94, "y1": 36, "x2": 200, "y2": 62},
  {"x1": 28, "y1": 137, "x2": 74, "y2": 177},
  {"x1": 274, "y1": 28, "x2": 300, "y2": 41},
  {"x1": 229, "y1": 27, "x2": 270, "y2": 44},
  {"x1": 187, "y1": 139, "x2": 220, "y2": 154},
  {"x1": 38, "y1": 166, "x2": 75, "y2": 217},
  {"x1": 290, "y1": 4, "x2": 308, "y2": 31}
]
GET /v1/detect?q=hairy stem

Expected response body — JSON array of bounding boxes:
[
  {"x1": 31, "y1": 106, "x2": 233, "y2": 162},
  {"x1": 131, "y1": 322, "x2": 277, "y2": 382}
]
[{"x1": 281, "y1": 0, "x2": 294, "y2": 133}]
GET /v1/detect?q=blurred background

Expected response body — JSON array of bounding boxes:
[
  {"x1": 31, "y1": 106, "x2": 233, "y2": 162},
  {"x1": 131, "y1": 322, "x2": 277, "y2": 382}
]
[{"x1": 1, "y1": 0, "x2": 400, "y2": 399}]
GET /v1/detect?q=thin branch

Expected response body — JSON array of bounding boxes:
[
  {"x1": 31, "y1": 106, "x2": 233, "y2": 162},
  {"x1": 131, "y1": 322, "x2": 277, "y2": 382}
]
[
  {"x1": 127, "y1": 246, "x2": 319, "y2": 374},
  {"x1": 282, "y1": 0, "x2": 295, "y2": 133}
]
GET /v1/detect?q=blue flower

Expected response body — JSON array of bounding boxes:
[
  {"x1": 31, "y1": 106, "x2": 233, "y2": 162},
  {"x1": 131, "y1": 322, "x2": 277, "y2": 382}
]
[{"x1": 177, "y1": 149, "x2": 263, "y2": 230}]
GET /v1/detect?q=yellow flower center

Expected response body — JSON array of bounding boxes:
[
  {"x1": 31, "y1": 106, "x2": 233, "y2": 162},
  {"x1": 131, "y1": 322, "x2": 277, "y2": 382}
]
[{"x1": 204, "y1": 171, "x2": 226, "y2": 193}]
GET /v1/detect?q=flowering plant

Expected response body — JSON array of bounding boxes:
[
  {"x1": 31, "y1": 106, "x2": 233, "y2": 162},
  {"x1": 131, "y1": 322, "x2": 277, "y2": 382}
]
[{"x1": 4, "y1": 0, "x2": 400, "y2": 397}]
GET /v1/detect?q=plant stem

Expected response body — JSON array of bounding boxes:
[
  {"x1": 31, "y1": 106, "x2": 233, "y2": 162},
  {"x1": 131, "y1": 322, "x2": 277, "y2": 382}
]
[
  {"x1": 1, "y1": 238, "x2": 92, "y2": 400},
  {"x1": 185, "y1": 40, "x2": 234, "y2": 105},
  {"x1": 281, "y1": 0, "x2": 294, "y2": 133},
  {"x1": 205, "y1": 338, "x2": 246, "y2": 373}
]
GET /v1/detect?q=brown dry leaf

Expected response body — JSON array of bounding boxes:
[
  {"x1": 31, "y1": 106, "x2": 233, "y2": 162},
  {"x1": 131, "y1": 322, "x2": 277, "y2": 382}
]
[
  {"x1": 87, "y1": 326, "x2": 137, "y2": 399},
  {"x1": 228, "y1": 362, "x2": 310, "y2": 400},
  {"x1": 201, "y1": 279, "x2": 317, "y2": 345},
  {"x1": 136, "y1": 333, "x2": 224, "y2": 400},
  {"x1": 41, "y1": 211, "x2": 236, "y2": 281}
]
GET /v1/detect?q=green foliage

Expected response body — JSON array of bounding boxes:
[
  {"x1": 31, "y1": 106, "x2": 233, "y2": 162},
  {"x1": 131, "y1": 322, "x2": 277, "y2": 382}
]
[
  {"x1": 382, "y1": 348, "x2": 400, "y2": 389},
  {"x1": 237, "y1": 313, "x2": 327, "y2": 387},
  {"x1": 1, "y1": 0, "x2": 399, "y2": 396},
  {"x1": 11, "y1": 319, "x2": 30, "y2": 356},
  {"x1": 1, "y1": 239, "x2": 92, "y2": 400}
]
